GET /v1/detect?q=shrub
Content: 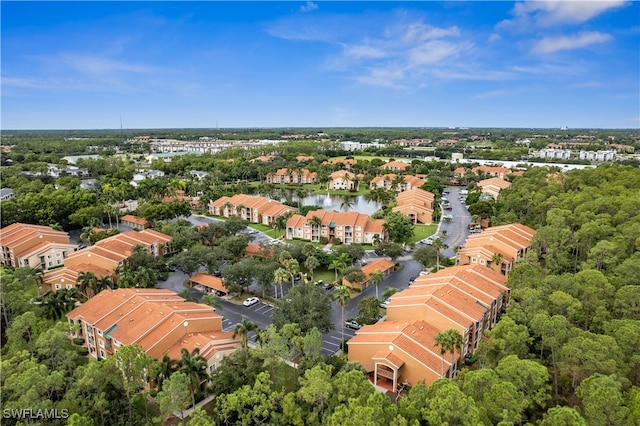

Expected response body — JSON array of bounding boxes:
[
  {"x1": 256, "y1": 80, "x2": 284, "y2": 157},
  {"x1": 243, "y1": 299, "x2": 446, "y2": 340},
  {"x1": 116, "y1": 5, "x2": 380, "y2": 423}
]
[{"x1": 319, "y1": 236, "x2": 329, "y2": 244}]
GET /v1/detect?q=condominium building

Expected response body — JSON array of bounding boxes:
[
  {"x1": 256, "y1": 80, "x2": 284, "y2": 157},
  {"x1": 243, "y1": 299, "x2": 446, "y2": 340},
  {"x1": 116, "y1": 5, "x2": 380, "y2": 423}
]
[
  {"x1": 0, "y1": 223, "x2": 78, "y2": 271},
  {"x1": 477, "y1": 177, "x2": 512, "y2": 200},
  {"x1": 457, "y1": 223, "x2": 536, "y2": 275},
  {"x1": 285, "y1": 209, "x2": 386, "y2": 245},
  {"x1": 392, "y1": 188, "x2": 435, "y2": 224},
  {"x1": 67, "y1": 288, "x2": 241, "y2": 371},
  {"x1": 43, "y1": 229, "x2": 173, "y2": 293},
  {"x1": 266, "y1": 168, "x2": 318, "y2": 184},
  {"x1": 208, "y1": 194, "x2": 297, "y2": 226},
  {"x1": 369, "y1": 174, "x2": 425, "y2": 192},
  {"x1": 348, "y1": 264, "x2": 509, "y2": 391}
]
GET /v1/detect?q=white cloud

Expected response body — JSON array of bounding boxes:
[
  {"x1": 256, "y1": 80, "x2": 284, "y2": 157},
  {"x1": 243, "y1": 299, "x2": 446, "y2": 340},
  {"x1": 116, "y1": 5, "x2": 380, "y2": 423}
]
[
  {"x1": 500, "y1": 0, "x2": 628, "y2": 28},
  {"x1": 531, "y1": 31, "x2": 613, "y2": 53},
  {"x1": 300, "y1": 1, "x2": 318, "y2": 13}
]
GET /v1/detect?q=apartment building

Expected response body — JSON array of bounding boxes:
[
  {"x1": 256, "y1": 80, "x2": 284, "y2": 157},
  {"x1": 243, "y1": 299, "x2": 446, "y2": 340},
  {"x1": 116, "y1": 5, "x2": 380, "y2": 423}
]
[
  {"x1": 265, "y1": 168, "x2": 318, "y2": 184},
  {"x1": 208, "y1": 194, "x2": 297, "y2": 226},
  {"x1": 285, "y1": 209, "x2": 386, "y2": 245},
  {"x1": 477, "y1": 177, "x2": 512, "y2": 200},
  {"x1": 0, "y1": 223, "x2": 78, "y2": 271},
  {"x1": 457, "y1": 223, "x2": 536, "y2": 275},
  {"x1": 472, "y1": 166, "x2": 512, "y2": 179},
  {"x1": 43, "y1": 229, "x2": 173, "y2": 293},
  {"x1": 369, "y1": 174, "x2": 425, "y2": 192},
  {"x1": 381, "y1": 161, "x2": 410, "y2": 172},
  {"x1": 392, "y1": 188, "x2": 435, "y2": 224},
  {"x1": 121, "y1": 215, "x2": 149, "y2": 231},
  {"x1": 328, "y1": 171, "x2": 359, "y2": 190},
  {"x1": 67, "y1": 288, "x2": 241, "y2": 371},
  {"x1": 348, "y1": 264, "x2": 509, "y2": 390}
]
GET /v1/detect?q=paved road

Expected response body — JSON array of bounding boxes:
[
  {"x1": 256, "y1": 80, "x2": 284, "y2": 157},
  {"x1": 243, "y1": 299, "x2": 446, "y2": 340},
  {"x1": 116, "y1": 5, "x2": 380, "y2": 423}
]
[
  {"x1": 438, "y1": 186, "x2": 472, "y2": 258},
  {"x1": 156, "y1": 212, "x2": 456, "y2": 357}
]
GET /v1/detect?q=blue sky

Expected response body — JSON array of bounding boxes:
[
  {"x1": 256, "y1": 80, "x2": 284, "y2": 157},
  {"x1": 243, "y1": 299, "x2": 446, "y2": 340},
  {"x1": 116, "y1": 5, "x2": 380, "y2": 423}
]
[{"x1": 2, "y1": 1, "x2": 638, "y2": 130}]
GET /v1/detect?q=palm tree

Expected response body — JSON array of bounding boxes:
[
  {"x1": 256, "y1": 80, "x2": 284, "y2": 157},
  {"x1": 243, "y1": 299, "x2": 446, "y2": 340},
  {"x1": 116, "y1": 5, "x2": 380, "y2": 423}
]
[
  {"x1": 179, "y1": 347, "x2": 208, "y2": 407},
  {"x1": 235, "y1": 204, "x2": 245, "y2": 219},
  {"x1": 310, "y1": 215, "x2": 323, "y2": 242},
  {"x1": 76, "y1": 271, "x2": 98, "y2": 299},
  {"x1": 434, "y1": 331, "x2": 452, "y2": 377},
  {"x1": 432, "y1": 238, "x2": 448, "y2": 272},
  {"x1": 328, "y1": 258, "x2": 343, "y2": 283},
  {"x1": 445, "y1": 329, "x2": 465, "y2": 377},
  {"x1": 134, "y1": 266, "x2": 157, "y2": 288},
  {"x1": 295, "y1": 187, "x2": 307, "y2": 210},
  {"x1": 391, "y1": 175, "x2": 405, "y2": 192},
  {"x1": 285, "y1": 258, "x2": 300, "y2": 286},
  {"x1": 97, "y1": 275, "x2": 114, "y2": 292},
  {"x1": 273, "y1": 267, "x2": 289, "y2": 300},
  {"x1": 222, "y1": 202, "x2": 233, "y2": 217},
  {"x1": 334, "y1": 285, "x2": 351, "y2": 346},
  {"x1": 340, "y1": 197, "x2": 354, "y2": 212},
  {"x1": 491, "y1": 253, "x2": 504, "y2": 272},
  {"x1": 304, "y1": 256, "x2": 320, "y2": 281},
  {"x1": 233, "y1": 319, "x2": 258, "y2": 349},
  {"x1": 370, "y1": 269, "x2": 384, "y2": 299},
  {"x1": 156, "y1": 354, "x2": 180, "y2": 390}
]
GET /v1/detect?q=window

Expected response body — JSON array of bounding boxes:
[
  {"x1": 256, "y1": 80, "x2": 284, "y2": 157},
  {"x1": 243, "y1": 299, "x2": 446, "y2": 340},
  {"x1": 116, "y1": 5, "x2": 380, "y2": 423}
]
[
  {"x1": 209, "y1": 364, "x2": 216, "y2": 373},
  {"x1": 56, "y1": 253, "x2": 61, "y2": 257},
  {"x1": 66, "y1": 284, "x2": 72, "y2": 289},
  {"x1": 55, "y1": 284, "x2": 62, "y2": 290},
  {"x1": 48, "y1": 261, "x2": 53, "y2": 266},
  {"x1": 97, "y1": 330, "x2": 103, "y2": 336},
  {"x1": 99, "y1": 340, "x2": 105, "y2": 348},
  {"x1": 99, "y1": 350, "x2": 105, "y2": 359},
  {"x1": 471, "y1": 258, "x2": 477, "y2": 263},
  {"x1": 57, "y1": 260, "x2": 62, "y2": 265},
  {"x1": 480, "y1": 259, "x2": 485, "y2": 265},
  {"x1": 47, "y1": 255, "x2": 52, "y2": 259}
]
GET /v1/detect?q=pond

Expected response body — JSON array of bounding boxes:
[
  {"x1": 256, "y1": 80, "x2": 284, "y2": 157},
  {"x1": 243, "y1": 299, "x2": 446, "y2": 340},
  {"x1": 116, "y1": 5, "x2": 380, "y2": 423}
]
[{"x1": 281, "y1": 190, "x2": 383, "y2": 216}]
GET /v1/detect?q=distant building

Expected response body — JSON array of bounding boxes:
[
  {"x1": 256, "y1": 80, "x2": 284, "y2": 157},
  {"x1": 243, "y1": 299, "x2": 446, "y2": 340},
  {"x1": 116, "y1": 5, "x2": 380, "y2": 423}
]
[
  {"x1": 536, "y1": 148, "x2": 571, "y2": 160},
  {"x1": 579, "y1": 150, "x2": 616, "y2": 161},
  {"x1": 266, "y1": 168, "x2": 318, "y2": 184},
  {"x1": 328, "y1": 171, "x2": 359, "y2": 190},
  {"x1": 0, "y1": 188, "x2": 14, "y2": 201},
  {"x1": 286, "y1": 209, "x2": 386, "y2": 245},
  {"x1": 381, "y1": 161, "x2": 410, "y2": 172},
  {"x1": 208, "y1": 194, "x2": 297, "y2": 226},
  {"x1": 477, "y1": 177, "x2": 512, "y2": 200}
]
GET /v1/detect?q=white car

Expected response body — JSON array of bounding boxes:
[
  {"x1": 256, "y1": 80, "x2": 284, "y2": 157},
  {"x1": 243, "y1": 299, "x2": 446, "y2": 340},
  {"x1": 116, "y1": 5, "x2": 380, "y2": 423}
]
[{"x1": 243, "y1": 297, "x2": 260, "y2": 307}]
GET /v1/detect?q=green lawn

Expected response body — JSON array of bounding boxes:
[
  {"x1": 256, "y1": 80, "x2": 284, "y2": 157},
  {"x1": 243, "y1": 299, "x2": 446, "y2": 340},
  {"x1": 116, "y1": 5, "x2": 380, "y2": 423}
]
[
  {"x1": 408, "y1": 224, "x2": 438, "y2": 244},
  {"x1": 247, "y1": 223, "x2": 284, "y2": 239}
]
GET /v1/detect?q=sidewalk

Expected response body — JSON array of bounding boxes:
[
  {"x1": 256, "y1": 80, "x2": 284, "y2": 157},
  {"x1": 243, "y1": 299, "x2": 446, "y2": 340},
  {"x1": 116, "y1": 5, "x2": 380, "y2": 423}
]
[{"x1": 173, "y1": 393, "x2": 216, "y2": 421}]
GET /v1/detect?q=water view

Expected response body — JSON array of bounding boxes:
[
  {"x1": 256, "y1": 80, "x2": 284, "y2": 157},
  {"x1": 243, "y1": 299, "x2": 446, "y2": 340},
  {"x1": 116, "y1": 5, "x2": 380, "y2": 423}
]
[{"x1": 281, "y1": 190, "x2": 383, "y2": 216}]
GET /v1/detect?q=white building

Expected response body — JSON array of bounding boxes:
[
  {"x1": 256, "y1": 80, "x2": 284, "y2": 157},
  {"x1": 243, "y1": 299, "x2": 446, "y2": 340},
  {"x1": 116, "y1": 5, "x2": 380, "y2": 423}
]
[
  {"x1": 579, "y1": 150, "x2": 616, "y2": 162},
  {"x1": 537, "y1": 148, "x2": 571, "y2": 160}
]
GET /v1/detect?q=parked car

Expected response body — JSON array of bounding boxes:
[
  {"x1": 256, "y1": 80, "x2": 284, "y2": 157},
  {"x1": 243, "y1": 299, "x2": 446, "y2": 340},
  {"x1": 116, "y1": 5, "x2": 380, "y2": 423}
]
[
  {"x1": 443, "y1": 204, "x2": 453, "y2": 210},
  {"x1": 345, "y1": 319, "x2": 363, "y2": 330},
  {"x1": 243, "y1": 297, "x2": 260, "y2": 307},
  {"x1": 380, "y1": 298, "x2": 391, "y2": 309},
  {"x1": 321, "y1": 282, "x2": 335, "y2": 290}
]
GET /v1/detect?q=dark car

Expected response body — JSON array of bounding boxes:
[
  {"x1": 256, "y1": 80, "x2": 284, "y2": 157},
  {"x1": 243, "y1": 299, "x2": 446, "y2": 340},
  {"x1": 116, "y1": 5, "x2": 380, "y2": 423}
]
[
  {"x1": 345, "y1": 320, "x2": 363, "y2": 330},
  {"x1": 322, "y1": 282, "x2": 335, "y2": 290}
]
